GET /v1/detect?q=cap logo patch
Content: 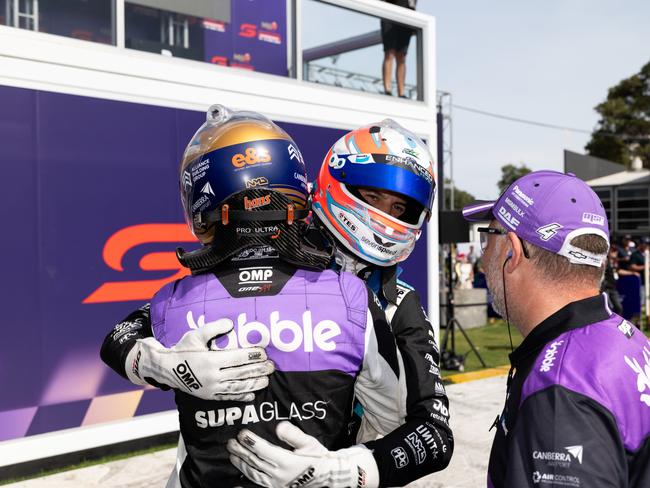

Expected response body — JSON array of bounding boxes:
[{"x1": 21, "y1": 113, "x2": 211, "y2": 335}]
[
  {"x1": 504, "y1": 197, "x2": 525, "y2": 217},
  {"x1": 582, "y1": 212, "x2": 605, "y2": 226},
  {"x1": 498, "y1": 206, "x2": 521, "y2": 229},
  {"x1": 513, "y1": 185, "x2": 534, "y2": 206},
  {"x1": 536, "y1": 223, "x2": 563, "y2": 241}
]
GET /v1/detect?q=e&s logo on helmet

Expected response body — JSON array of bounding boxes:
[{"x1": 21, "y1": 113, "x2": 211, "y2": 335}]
[{"x1": 232, "y1": 147, "x2": 272, "y2": 168}]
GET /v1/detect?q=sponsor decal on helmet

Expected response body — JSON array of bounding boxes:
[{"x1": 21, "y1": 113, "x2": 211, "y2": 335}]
[
  {"x1": 288, "y1": 144, "x2": 303, "y2": 164},
  {"x1": 200, "y1": 182, "x2": 215, "y2": 196},
  {"x1": 244, "y1": 194, "x2": 271, "y2": 210},
  {"x1": 328, "y1": 153, "x2": 347, "y2": 169},
  {"x1": 246, "y1": 176, "x2": 269, "y2": 188},
  {"x1": 182, "y1": 170, "x2": 193, "y2": 189},
  {"x1": 191, "y1": 159, "x2": 210, "y2": 181},
  {"x1": 351, "y1": 154, "x2": 373, "y2": 164},
  {"x1": 293, "y1": 171, "x2": 308, "y2": 186},
  {"x1": 231, "y1": 147, "x2": 271, "y2": 169},
  {"x1": 384, "y1": 154, "x2": 432, "y2": 182},
  {"x1": 191, "y1": 195, "x2": 211, "y2": 213},
  {"x1": 402, "y1": 148, "x2": 419, "y2": 158},
  {"x1": 338, "y1": 211, "x2": 358, "y2": 232},
  {"x1": 360, "y1": 235, "x2": 399, "y2": 256},
  {"x1": 373, "y1": 234, "x2": 397, "y2": 248}
]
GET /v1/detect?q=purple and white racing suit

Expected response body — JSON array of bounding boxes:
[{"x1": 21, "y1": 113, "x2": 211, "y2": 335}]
[{"x1": 101, "y1": 254, "x2": 452, "y2": 487}]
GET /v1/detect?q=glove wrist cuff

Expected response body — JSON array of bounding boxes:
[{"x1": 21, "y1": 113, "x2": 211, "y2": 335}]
[
  {"x1": 342, "y1": 445, "x2": 380, "y2": 488},
  {"x1": 124, "y1": 341, "x2": 149, "y2": 386}
]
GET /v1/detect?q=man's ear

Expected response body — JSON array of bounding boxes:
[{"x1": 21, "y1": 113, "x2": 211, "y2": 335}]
[{"x1": 505, "y1": 232, "x2": 523, "y2": 272}]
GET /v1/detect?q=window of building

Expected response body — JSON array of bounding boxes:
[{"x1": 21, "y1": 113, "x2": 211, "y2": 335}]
[
  {"x1": 594, "y1": 187, "x2": 613, "y2": 231},
  {"x1": 163, "y1": 13, "x2": 188, "y2": 49},
  {"x1": 125, "y1": 3, "x2": 203, "y2": 60},
  {"x1": 5, "y1": 0, "x2": 38, "y2": 30},
  {"x1": 615, "y1": 186, "x2": 650, "y2": 233},
  {"x1": 301, "y1": 0, "x2": 423, "y2": 100},
  {"x1": 125, "y1": 0, "x2": 288, "y2": 76},
  {"x1": 3, "y1": 0, "x2": 114, "y2": 45}
]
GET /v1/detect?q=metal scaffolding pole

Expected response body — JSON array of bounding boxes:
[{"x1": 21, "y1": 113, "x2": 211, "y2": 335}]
[{"x1": 437, "y1": 91, "x2": 453, "y2": 209}]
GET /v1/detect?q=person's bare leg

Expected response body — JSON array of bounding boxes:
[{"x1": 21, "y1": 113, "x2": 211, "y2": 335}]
[
  {"x1": 396, "y1": 51, "x2": 407, "y2": 97},
  {"x1": 383, "y1": 50, "x2": 395, "y2": 94}
]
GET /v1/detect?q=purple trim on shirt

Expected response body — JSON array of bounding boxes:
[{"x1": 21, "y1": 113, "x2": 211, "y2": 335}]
[{"x1": 521, "y1": 313, "x2": 650, "y2": 451}]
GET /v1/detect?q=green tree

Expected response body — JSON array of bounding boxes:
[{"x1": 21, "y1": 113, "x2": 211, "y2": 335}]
[
  {"x1": 497, "y1": 163, "x2": 532, "y2": 194},
  {"x1": 443, "y1": 179, "x2": 475, "y2": 210},
  {"x1": 586, "y1": 60, "x2": 650, "y2": 168}
]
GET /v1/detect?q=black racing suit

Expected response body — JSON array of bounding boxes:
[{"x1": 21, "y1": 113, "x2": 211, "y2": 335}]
[{"x1": 101, "y1": 250, "x2": 453, "y2": 487}]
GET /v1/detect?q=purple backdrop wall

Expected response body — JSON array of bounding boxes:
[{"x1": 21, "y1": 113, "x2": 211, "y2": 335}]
[
  {"x1": 0, "y1": 85, "x2": 428, "y2": 442},
  {"x1": 203, "y1": 0, "x2": 287, "y2": 75}
]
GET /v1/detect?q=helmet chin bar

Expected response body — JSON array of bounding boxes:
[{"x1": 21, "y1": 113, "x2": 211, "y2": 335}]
[{"x1": 177, "y1": 190, "x2": 332, "y2": 274}]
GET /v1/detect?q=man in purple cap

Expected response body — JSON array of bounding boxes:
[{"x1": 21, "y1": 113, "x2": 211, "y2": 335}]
[{"x1": 463, "y1": 170, "x2": 650, "y2": 488}]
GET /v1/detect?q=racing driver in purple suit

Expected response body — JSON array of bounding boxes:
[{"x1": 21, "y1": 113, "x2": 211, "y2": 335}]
[
  {"x1": 463, "y1": 170, "x2": 650, "y2": 488},
  {"x1": 101, "y1": 105, "x2": 452, "y2": 487}
]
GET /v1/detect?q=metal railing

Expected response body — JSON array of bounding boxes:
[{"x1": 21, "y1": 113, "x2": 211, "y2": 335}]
[{"x1": 305, "y1": 63, "x2": 417, "y2": 99}]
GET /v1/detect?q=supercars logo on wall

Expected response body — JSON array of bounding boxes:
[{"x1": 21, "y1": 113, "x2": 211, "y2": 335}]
[
  {"x1": 83, "y1": 223, "x2": 194, "y2": 304},
  {"x1": 239, "y1": 23, "x2": 257, "y2": 38}
]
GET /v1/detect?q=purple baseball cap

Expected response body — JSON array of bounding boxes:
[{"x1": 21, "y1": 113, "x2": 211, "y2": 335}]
[{"x1": 462, "y1": 170, "x2": 609, "y2": 267}]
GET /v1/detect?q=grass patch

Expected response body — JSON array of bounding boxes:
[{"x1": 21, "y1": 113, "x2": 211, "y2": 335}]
[
  {"x1": 441, "y1": 319, "x2": 522, "y2": 375},
  {"x1": 0, "y1": 442, "x2": 176, "y2": 486},
  {"x1": 441, "y1": 320, "x2": 650, "y2": 376}
]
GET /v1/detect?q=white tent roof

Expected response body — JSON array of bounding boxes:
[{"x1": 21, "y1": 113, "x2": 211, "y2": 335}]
[{"x1": 586, "y1": 169, "x2": 650, "y2": 187}]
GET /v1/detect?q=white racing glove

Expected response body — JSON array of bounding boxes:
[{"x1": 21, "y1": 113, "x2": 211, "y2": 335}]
[
  {"x1": 227, "y1": 421, "x2": 379, "y2": 488},
  {"x1": 125, "y1": 320, "x2": 274, "y2": 401}
]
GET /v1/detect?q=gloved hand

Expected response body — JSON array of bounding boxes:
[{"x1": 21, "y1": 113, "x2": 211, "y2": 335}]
[
  {"x1": 227, "y1": 421, "x2": 379, "y2": 488},
  {"x1": 125, "y1": 320, "x2": 274, "y2": 401}
]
